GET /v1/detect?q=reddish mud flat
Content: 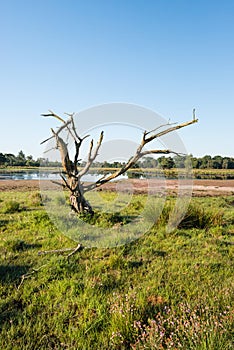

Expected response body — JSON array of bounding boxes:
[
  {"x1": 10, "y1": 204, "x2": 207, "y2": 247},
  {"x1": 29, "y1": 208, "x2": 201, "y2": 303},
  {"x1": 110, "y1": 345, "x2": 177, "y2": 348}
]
[{"x1": 0, "y1": 179, "x2": 233, "y2": 197}]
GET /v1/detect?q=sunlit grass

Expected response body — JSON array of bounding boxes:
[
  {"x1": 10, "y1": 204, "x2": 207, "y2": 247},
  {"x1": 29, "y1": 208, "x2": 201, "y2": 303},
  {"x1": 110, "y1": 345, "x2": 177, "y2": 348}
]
[{"x1": 0, "y1": 191, "x2": 233, "y2": 349}]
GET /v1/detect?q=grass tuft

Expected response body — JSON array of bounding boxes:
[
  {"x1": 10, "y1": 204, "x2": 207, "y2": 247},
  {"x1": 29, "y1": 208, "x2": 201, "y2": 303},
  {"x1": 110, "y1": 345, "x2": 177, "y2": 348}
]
[
  {"x1": 79, "y1": 211, "x2": 130, "y2": 228},
  {"x1": 1, "y1": 200, "x2": 21, "y2": 214},
  {"x1": 179, "y1": 203, "x2": 224, "y2": 229}
]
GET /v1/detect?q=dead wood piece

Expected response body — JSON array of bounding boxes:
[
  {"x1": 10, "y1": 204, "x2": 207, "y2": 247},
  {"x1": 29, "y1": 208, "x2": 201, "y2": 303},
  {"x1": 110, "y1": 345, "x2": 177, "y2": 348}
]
[
  {"x1": 17, "y1": 264, "x2": 47, "y2": 289},
  {"x1": 38, "y1": 248, "x2": 75, "y2": 255}
]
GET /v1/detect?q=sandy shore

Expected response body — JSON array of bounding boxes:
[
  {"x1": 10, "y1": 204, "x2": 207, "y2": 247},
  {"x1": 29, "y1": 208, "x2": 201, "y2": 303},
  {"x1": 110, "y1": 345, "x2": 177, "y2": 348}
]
[{"x1": 0, "y1": 179, "x2": 233, "y2": 196}]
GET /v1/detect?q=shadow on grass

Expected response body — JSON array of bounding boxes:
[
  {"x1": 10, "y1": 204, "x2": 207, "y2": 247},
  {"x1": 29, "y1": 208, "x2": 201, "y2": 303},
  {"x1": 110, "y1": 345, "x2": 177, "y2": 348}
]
[
  {"x1": 0, "y1": 298, "x2": 24, "y2": 328},
  {"x1": 6, "y1": 240, "x2": 42, "y2": 252},
  {"x1": 0, "y1": 264, "x2": 30, "y2": 284},
  {"x1": 154, "y1": 250, "x2": 167, "y2": 257},
  {"x1": 0, "y1": 219, "x2": 9, "y2": 227}
]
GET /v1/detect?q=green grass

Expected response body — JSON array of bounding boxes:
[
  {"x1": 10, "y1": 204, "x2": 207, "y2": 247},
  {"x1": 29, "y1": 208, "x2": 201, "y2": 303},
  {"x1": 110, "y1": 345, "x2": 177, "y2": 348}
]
[
  {"x1": 0, "y1": 200, "x2": 21, "y2": 214},
  {"x1": 0, "y1": 191, "x2": 234, "y2": 349}
]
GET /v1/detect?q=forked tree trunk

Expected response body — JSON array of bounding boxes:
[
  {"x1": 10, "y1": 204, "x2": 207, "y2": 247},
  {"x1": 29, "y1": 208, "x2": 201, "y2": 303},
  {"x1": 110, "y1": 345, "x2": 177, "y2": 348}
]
[
  {"x1": 69, "y1": 178, "x2": 93, "y2": 215},
  {"x1": 41, "y1": 109, "x2": 198, "y2": 217}
]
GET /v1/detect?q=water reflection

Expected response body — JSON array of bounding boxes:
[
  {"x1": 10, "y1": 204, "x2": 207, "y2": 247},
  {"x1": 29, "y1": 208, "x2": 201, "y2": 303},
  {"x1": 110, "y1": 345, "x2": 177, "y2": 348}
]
[{"x1": 0, "y1": 170, "x2": 130, "y2": 182}]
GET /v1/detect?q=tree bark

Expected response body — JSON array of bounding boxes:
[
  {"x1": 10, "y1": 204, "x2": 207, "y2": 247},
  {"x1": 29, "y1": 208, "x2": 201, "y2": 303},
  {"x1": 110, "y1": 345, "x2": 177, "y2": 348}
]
[{"x1": 69, "y1": 179, "x2": 93, "y2": 215}]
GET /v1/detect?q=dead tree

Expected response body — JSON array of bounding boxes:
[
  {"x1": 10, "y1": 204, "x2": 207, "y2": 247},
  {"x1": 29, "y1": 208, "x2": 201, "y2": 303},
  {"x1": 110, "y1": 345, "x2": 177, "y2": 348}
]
[{"x1": 41, "y1": 110, "x2": 198, "y2": 215}]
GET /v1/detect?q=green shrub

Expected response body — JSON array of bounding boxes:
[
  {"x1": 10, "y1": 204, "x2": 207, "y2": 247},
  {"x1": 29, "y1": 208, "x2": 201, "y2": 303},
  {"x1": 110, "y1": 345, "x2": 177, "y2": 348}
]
[
  {"x1": 178, "y1": 204, "x2": 224, "y2": 229},
  {"x1": 79, "y1": 211, "x2": 129, "y2": 228},
  {"x1": 28, "y1": 192, "x2": 43, "y2": 206},
  {"x1": 144, "y1": 200, "x2": 224, "y2": 230},
  {"x1": 1, "y1": 200, "x2": 21, "y2": 214}
]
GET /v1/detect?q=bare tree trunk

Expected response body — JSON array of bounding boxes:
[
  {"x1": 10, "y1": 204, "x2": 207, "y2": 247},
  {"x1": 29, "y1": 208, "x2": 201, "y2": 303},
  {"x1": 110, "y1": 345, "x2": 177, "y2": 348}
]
[
  {"x1": 41, "y1": 109, "x2": 198, "y2": 216},
  {"x1": 69, "y1": 178, "x2": 93, "y2": 215}
]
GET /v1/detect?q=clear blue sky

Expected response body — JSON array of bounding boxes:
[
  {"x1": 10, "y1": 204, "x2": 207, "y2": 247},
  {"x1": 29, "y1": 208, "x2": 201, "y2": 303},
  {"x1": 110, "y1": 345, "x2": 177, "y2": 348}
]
[{"x1": 0, "y1": 0, "x2": 233, "y2": 158}]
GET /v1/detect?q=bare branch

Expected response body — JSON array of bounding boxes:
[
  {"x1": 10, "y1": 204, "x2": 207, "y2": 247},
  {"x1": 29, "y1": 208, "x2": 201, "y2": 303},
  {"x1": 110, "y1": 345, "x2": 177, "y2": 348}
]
[
  {"x1": 143, "y1": 118, "x2": 198, "y2": 144},
  {"x1": 43, "y1": 146, "x2": 57, "y2": 154},
  {"x1": 64, "y1": 112, "x2": 75, "y2": 118},
  {"x1": 38, "y1": 243, "x2": 85, "y2": 258},
  {"x1": 41, "y1": 110, "x2": 66, "y2": 124},
  {"x1": 60, "y1": 173, "x2": 72, "y2": 191},
  {"x1": 40, "y1": 118, "x2": 72, "y2": 144},
  {"x1": 78, "y1": 131, "x2": 104, "y2": 179},
  {"x1": 144, "y1": 121, "x2": 177, "y2": 136},
  {"x1": 40, "y1": 135, "x2": 55, "y2": 145},
  {"x1": 67, "y1": 243, "x2": 84, "y2": 259},
  {"x1": 38, "y1": 248, "x2": 75, "y2": 255},
  {"x1": 83, "y1": 116, "x2": 198, "y2": 191},
  {"x1": 41, "y1": 111, "x2": 79, "y2": 147},
  {"x1": 141, "y1": 150, "x2": 186, "y2": 157},
  {"x1": 71, "y1": 114, "x2": 82, "y2": 141},
  {"x1": 193, "y1": 108, "x2": 196, "y2": 120},
  {"x1": 41, "y1": 111, "x2": 92, "y2": 177},
  {"x1": 17, "y1": 264, "x2": 48, "y2": 289},
  {"x1": 52, "y1": 132, "x2": 73, "y2": 175},
  {"x1": 51, "y1": 180, "x2": 65, "y2": 188}
]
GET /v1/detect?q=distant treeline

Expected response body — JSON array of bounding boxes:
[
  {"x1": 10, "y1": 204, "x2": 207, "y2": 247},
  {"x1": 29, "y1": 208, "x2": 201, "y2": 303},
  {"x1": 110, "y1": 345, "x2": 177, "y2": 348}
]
[
  {"x1": 0, "y1": 151, "x2": 61, "y2": 167},
  {"x1": 0, "y1": 151, "x2": 234, "y2": 169},
  {"x1": 91, "y1": 155, "x2": 234, "y2": 170}
]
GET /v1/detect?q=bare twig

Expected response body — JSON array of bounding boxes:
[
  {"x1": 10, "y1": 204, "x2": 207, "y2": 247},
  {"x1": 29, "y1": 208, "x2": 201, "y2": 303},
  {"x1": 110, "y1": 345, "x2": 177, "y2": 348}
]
[
  {"x1": 67, "y1": 243, "x2": 84, "y2": 259},
  {"x1": 60, "y1": 173, "x2": 73, "y2": 192},
  {"x1": 17, "y1": 264, "x2": 47, "y2": 289},
  {"x1": 38, "y1": 244, "x2": 85, "y2": 259},
  {"x1": 51, "y1": 180, "x2": 65, "y2": 187},
  {"x1": 143, "y1": 118, "x2": 198, "y2": 144},
  {"x1": 18, "y1": 244, "x2": 84, "y2": 288},
  {"x1": 41, "y1": 110, "x2": 66, "y2": 124},
  {"x1": 40, "y1": 118, "x2": 72, "y2": 145},
  {"x1": 38, "y1": 248, "x2": 76, "y2": 255},
  {"x1": 144, "y1": 121, "x2": 177, "y2": 136}
]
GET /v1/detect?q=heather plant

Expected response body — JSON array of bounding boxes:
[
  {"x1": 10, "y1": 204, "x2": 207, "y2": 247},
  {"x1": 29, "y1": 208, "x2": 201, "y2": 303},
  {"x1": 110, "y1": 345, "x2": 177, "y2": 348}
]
[
  {"x1": 130, "y1": 303, "x2": 233, "y2": 349},
  {"x1": 108, "y1": 290, "x2": 233, "y2": 349}
]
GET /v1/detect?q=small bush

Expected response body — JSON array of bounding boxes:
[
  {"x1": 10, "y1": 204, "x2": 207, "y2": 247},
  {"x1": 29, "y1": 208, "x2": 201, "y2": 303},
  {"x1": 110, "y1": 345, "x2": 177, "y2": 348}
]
[
  {"x1": 178, "y1": 204, "x2": 224, "y2": 229},
  {"x1": 1, "y1": 200, "x2": 21, "y2": 214},
  {"x1": 28, "y1": 192, "x2": 43, "y2": 206},
  {"x1": 144, "y1": 201, "x2": 224, "y2": 230},
  {"x1": 128, "y1": 200, "x2": 144, "y2": 212},
  {"x1": 79, "y1": 211, "x2": 128, "y2": 228}
]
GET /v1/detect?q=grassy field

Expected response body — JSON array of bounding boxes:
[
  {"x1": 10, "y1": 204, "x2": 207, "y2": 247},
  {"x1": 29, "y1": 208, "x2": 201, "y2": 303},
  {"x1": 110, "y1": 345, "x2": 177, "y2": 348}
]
[
  {"x1": 0, "y1": 190, "x2": 234, "y2": 349},
  {"x1": 125, "y1": 168, "x2": 234, "y2": 180}
]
